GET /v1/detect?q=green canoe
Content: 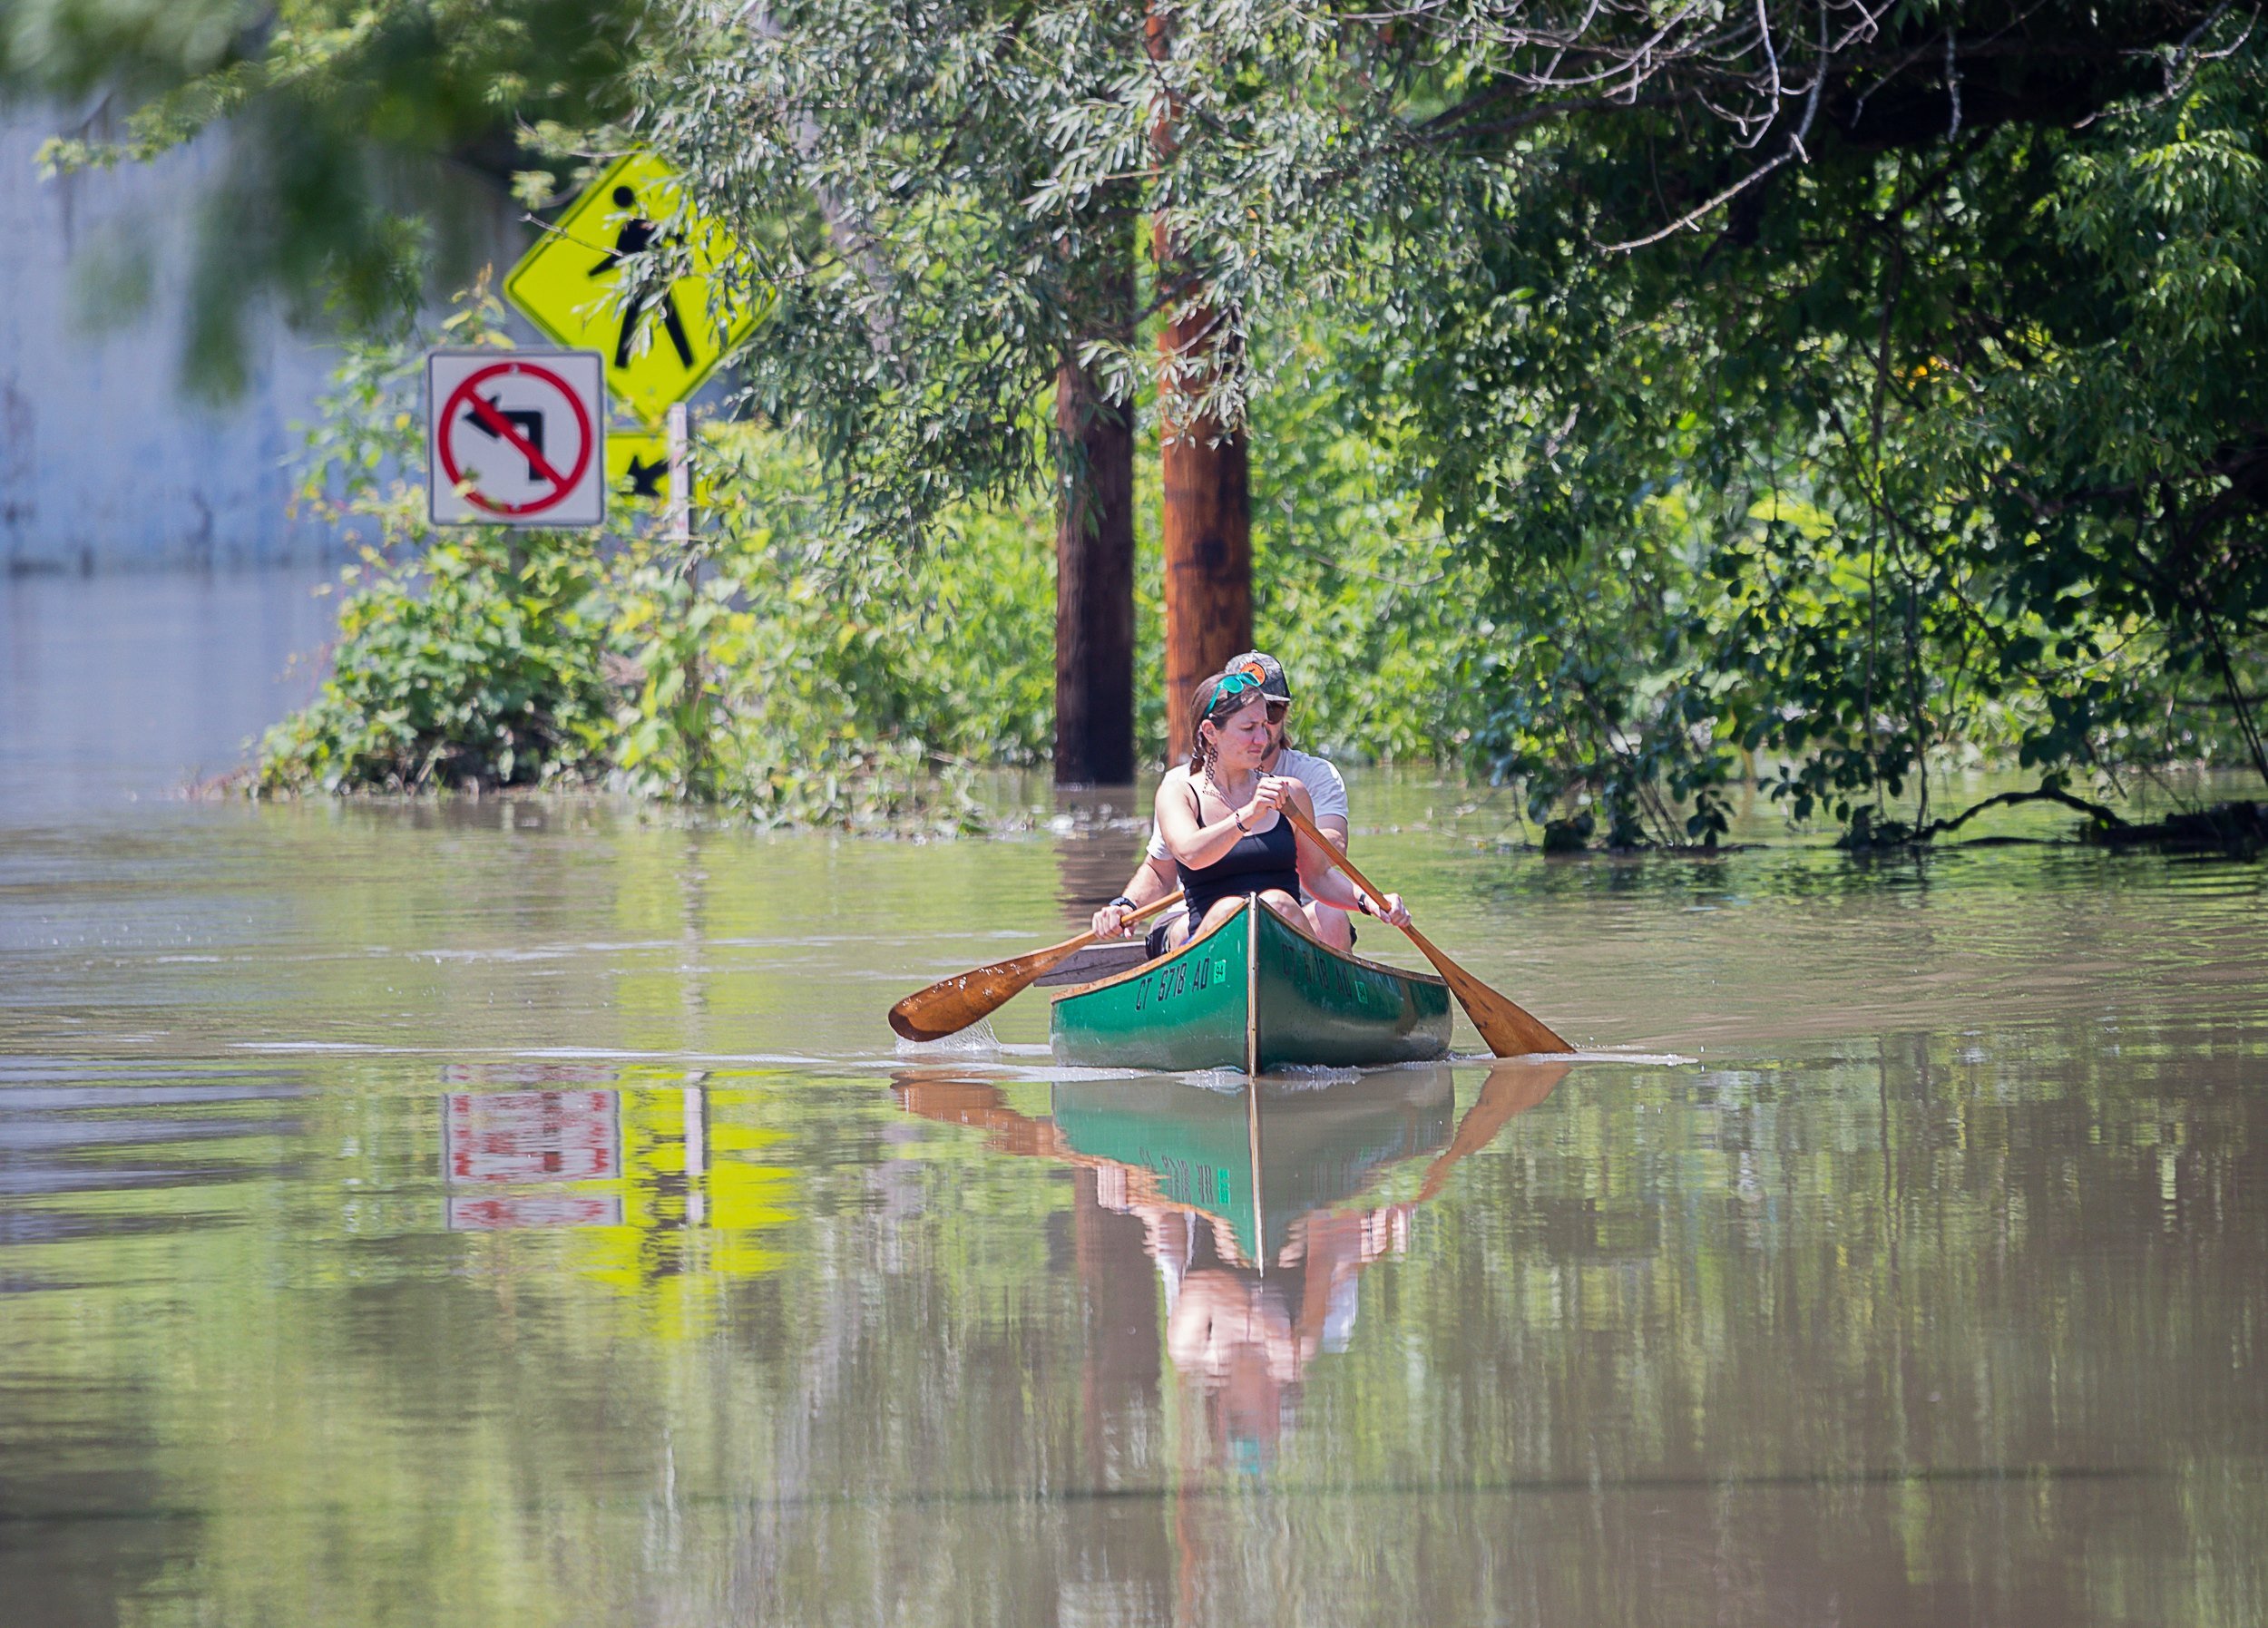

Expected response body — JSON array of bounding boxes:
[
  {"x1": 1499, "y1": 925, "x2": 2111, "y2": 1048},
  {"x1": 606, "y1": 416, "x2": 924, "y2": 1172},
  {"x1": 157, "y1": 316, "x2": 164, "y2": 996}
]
[{"x1": 1049, "y1": 895, "x2": 1454, "y2": 1072}]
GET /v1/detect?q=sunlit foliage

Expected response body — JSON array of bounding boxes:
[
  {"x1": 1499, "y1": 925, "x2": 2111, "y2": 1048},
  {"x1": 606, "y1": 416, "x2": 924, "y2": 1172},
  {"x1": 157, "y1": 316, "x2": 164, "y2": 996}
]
[{"x1": 18, "y1": 0, "x2": 2268, "y2": 839}]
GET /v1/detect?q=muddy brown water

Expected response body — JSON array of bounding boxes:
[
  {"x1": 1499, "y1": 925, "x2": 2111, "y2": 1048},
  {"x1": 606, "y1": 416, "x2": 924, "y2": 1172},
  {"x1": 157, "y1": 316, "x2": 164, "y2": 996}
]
[{"x1": 2, "y1": 575, "x2": 2263, "y2": 1625}]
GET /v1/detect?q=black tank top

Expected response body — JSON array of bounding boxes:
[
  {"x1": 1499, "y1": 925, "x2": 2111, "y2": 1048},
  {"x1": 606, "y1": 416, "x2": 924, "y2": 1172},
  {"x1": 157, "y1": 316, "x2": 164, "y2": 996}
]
[{"x1": 1174, "y1": 784, "x2": 1299, "y2": 923}]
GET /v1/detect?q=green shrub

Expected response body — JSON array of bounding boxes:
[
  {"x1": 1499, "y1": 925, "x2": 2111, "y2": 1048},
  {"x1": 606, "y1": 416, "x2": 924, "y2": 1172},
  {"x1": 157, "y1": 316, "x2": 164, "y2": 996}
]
[{"x1": 259, "y1": 533, "x2": 614, "y2": 793}]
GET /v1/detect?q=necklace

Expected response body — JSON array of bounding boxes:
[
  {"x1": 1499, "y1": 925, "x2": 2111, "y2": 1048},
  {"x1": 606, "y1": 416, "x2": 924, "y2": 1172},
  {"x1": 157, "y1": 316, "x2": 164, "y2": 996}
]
[{"x1": 1201, "y1": 762, "x2": 1261, "y2": 822}]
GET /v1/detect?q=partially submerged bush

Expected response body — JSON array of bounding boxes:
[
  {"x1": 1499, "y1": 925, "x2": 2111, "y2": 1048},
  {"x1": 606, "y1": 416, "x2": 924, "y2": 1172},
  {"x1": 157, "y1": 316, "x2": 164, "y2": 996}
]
[{"x1": 259, "y1": 533, "x2": 614, "y2": 794}]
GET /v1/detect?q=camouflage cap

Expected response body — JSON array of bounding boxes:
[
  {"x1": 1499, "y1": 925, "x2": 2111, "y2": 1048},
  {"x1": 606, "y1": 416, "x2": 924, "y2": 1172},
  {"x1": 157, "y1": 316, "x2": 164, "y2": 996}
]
[{"x1": 1221, "y1": 650, "x2": 1291, "y2": 701}]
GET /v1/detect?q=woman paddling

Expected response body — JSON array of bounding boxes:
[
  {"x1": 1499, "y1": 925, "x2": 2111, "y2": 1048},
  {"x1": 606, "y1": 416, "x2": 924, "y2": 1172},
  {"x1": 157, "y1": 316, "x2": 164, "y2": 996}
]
[
  {"x1": 1153, "y1": 668, "x2": 1409, "y2": 950},
  {"x1": 1093, "y1": 650, "x2": 1361, "y2": 952}
]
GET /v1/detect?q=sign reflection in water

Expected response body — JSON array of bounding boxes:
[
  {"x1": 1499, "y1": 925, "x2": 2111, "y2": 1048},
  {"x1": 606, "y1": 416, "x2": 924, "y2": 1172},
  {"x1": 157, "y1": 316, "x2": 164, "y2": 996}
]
[
  {"x1": 436, "y1": 1066, "x2": 799, "y2": 1304},
  {"x1": 894, "y1": 1061, "x2": 1566, "y2": 1464},
  {"x1": 444, "y1": 1087, "x2": 625, "y2": 1230}
]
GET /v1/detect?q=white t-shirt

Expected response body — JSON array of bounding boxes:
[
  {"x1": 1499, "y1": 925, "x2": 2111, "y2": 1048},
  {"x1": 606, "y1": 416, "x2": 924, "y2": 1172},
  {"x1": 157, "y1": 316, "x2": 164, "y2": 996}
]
[{"x1": 1146, "y1": 747, "x2": 1349, "y2": 863}]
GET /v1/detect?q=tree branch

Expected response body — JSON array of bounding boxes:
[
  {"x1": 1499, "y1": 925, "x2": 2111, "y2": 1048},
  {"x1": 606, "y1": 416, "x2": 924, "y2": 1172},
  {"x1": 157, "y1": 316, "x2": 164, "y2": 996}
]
[
  {"x1": 1916, "y1": 784, "x2": 2130, "y2": 840},
  {"x1": 1598, "y1": 0, "x2": 1829, "y2": 252}
]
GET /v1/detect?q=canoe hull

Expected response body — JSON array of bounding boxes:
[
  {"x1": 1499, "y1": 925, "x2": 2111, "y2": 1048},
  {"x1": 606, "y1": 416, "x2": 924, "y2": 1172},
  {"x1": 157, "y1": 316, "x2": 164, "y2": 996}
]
[{"x1": 1049, "y1": 898, "x2": 1453, "y2": 1072}]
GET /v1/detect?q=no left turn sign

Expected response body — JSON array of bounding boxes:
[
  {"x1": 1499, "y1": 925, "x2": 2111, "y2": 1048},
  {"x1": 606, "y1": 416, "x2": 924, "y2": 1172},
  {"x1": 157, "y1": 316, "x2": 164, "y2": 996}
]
[{"x1": 427, "y1": 350, "x2": 607, "y2": 527}]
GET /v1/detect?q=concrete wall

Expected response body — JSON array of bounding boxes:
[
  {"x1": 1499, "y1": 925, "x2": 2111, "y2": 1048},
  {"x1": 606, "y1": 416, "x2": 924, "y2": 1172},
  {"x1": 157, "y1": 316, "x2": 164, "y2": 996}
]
[{"x1": 0, "y1": 99, "x2": 523, "y2": 572}]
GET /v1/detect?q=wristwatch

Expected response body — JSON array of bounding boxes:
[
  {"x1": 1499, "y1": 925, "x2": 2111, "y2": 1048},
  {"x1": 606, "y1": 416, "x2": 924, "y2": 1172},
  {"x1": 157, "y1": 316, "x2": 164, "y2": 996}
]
[{"x1": 1109, "y1": 895, "x2": 1136, "y2": 911}]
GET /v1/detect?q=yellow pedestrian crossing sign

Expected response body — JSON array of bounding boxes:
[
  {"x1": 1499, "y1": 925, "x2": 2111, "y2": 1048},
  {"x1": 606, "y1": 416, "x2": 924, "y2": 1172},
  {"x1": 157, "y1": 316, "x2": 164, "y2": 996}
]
[{"x1": 504, "y1": 152, "x2": 765, "y2": 428}]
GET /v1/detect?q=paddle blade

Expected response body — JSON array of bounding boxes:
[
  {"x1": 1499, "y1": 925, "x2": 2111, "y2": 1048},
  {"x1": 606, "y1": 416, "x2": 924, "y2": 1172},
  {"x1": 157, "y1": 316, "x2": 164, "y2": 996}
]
[
  {"x1": 1406, "y1": 926, "x2": 1572, "y2": 1056},
  {"x1": 1277, "y1": 804, "x2": 1569, "y2": 1055},
  {"x1": 886, "y1": 891, "x2": 1184, "y2": 1043},
  {"x1": 888, "y1": 946, "x2": 1070, "y2": 1042}
]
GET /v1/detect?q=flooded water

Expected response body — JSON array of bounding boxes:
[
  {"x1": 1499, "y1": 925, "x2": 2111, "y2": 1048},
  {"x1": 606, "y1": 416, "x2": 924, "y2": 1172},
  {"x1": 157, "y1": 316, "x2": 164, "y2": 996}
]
[{"x1": 3, "y1": 573, "x2": 2265, "y2": 1625}]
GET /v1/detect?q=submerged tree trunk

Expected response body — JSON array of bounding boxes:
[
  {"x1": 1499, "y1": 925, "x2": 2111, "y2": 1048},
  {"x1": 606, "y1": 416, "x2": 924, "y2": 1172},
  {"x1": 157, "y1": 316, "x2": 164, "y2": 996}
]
[
  {"x1": 1053, "y1": 347, "x2": 1137, "y2": 785},
  {"x1": 1147, "y1": 5, "x2": 1253, "y2": 765},
  {"x1": 1052, "y1": 200, "x2": 1139, "y2": 786}
]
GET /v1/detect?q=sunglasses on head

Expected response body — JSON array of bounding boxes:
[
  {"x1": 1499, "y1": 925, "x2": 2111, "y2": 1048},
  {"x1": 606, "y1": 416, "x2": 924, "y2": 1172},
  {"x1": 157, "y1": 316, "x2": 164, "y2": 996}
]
[{"x1": 1206, "y1": 670, "x2": 1267, "y2": 714}]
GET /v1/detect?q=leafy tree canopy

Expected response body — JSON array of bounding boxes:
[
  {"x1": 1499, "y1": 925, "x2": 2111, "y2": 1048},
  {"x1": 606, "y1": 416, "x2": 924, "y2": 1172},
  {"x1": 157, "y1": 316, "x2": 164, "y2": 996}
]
[
  {"x1": 1315, "y1": 1, "x2": 2268, "y2": 834},
  {"x1": 1, "y1": 0, "x2": 645, "y2": 390},
  {"x1": 19, "y1": 0, "x2": 2267, "y2": 834},
  {"x1": 634, "y1": 0, "x2": 2266, "y2": 831}
]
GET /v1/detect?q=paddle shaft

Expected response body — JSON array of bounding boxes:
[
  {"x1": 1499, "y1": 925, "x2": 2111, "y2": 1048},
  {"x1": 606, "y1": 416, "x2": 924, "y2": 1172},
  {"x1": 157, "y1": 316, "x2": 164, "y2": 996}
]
[
  {"x1": 1280, "y1": 804, "x2": 1570, "y2": 1056},
  {"x1": 1031, "y1": 889, "x2": 1183, "y2": 963},
  {"x1": 887, "y1": 889, "x2": 1185, "y2": 1042}
]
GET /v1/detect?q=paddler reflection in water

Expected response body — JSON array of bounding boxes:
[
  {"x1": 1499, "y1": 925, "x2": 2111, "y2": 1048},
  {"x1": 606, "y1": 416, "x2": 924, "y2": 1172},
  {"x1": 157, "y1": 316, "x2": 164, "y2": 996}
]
[
  {"x1": 1099, "y1": 656, "x2": 1408, "y2": 954},
  {"x1": 1090, "y1": 651, "x2": 1389, "y2": 953},
  {"x1": 893, "y1": 1061, "x2": 1567, "y2": 1468},
  {"x1": 1119, "y1": 1181, "x2": 1412, "y2": 1465}
]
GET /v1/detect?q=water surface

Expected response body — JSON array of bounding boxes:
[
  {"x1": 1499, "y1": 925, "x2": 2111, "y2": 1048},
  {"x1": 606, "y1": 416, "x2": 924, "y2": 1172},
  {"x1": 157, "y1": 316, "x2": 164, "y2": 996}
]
[
  {"x1": 2, "y1": 574, "x2": 2264, "y2": 1625},
  {"x1": 1, "y1": 568, "x2": 337, "y2": 812}
]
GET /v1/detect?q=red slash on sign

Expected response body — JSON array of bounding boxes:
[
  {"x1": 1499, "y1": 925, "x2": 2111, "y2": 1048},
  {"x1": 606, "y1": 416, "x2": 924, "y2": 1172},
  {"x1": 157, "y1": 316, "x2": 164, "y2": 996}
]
[
  {"x1": 435, "y1": 359, "x2": 597, "y2": 517},
  {"x1": 462, "y1": 391, "x2": 571, "y2": 491}
]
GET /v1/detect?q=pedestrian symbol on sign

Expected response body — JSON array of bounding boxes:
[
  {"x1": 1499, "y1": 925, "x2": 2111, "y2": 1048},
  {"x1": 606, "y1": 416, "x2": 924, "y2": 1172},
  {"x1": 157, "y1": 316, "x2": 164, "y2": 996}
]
[
  {"x1": 503, "y1": 151, "x2": 767, "y2": 427},
  {"x1": 590, "y1": 185, "x2": 697, "y2": 373}
]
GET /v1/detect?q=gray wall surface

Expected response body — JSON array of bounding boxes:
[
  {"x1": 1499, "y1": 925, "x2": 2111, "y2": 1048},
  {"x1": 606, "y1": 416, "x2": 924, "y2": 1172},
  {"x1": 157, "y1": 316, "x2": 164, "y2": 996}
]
[
  {"x1": 0, "y1": 567, "x2": 341, "y2": 808},
  {"x1": 0, "y1": 100, "x2": 523, "y2": 572}
]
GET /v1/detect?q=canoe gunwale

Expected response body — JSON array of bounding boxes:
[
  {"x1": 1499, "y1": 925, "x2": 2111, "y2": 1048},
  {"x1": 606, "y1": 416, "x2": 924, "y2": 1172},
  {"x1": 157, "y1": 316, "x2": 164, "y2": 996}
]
[{"x1": 1047, "y1": 895, "x2": 1450, "y2": 1006}]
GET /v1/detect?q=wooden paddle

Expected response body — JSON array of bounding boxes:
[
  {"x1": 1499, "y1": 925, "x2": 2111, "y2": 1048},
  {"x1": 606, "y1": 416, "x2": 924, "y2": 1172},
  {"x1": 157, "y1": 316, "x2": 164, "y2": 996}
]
[
  {"x1": 888, "y1": 891, "x2": 1185, "y2": 1043},
  {"x1": 1281, "y1": 804, "x2": 1570, "y2": 1057}
]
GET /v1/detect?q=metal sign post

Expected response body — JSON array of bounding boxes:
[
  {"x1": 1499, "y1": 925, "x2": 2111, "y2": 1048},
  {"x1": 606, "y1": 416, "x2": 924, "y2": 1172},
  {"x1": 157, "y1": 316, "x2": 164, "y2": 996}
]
[{"x1": 667, "y1": 402, "x2": 691, "y2": 546}]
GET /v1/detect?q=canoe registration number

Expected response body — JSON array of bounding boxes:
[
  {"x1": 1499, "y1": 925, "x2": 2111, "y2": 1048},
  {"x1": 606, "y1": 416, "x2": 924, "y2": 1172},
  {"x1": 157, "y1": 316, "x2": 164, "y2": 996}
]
[{"x1": 1132, "y1": 956, "x2": 1233, "y2": 1011}]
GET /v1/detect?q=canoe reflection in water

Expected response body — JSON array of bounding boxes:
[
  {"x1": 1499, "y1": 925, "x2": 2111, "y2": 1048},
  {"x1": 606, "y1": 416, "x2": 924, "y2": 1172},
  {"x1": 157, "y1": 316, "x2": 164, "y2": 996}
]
[{"x1": 894, "y1": 1060, "x2": 1567, "y2": 1463}]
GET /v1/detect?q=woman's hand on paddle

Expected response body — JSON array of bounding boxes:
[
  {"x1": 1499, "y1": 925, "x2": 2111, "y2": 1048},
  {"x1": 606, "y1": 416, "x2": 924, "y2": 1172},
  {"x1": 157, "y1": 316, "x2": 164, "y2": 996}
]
[
  {"x1": 1242, "y1": 775, "x2": 1296, "y2": 828},
  {"x1": 1090, "y1": 902, "x2": 1132, "y2": 939},
  {"x1": 1368, "y1": 892, "x2": 1412, "y2": 929}
]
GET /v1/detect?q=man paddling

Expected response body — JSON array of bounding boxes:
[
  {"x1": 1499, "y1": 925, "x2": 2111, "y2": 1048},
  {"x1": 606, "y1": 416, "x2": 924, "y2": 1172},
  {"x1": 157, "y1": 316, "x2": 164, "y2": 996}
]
[{"x1": 1090, "y1": 650, "x2": 1358, "y2": 951}]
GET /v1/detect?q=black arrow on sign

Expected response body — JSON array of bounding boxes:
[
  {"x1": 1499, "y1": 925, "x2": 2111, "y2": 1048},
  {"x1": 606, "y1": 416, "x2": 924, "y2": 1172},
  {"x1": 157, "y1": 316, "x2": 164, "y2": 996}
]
[
  {"x1": 463, "y1": 394, "x2": 548, "y2": 481},
  {"x1": 622, "y1": 453, "x2": 668, "y2": 498}
]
